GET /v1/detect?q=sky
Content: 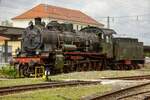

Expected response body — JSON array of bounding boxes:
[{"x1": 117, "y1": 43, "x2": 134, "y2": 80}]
[{"x1": 0, "y1": 0, "x2": 150, "y2": 45}]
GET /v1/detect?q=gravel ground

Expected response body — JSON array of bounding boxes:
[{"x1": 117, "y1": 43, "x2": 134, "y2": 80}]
[
  {"x1": 145, "y1": 57, "x2": 150, "y2": 64},
  {"x1": 62, "y1": 79, "x2": 150, "y2": 85},
  {"x1": 116, "y1": 84, "x2": 150, "y2": 100},
  {"x1": 84, "y1": 81, "x2": 150, "y2": 100},
  {"x1": 62, "y1": 78, "x2": 150, "y2": 95},
  {"x1": 81, "y1": 79, "x2": 150, "y2": 100},
  {"x1": 110, "y1": 79, "x2": 150, "y2": 90},
  {"x1": 122, "y1": 92, "x2": 150, "y2": 100}
]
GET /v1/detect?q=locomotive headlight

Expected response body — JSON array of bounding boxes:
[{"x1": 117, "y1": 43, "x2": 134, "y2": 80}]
[
  {"x1": 36, "y1": 51, "x2": 40, "y2": 55},
  {"x1": 16, "y1": 51, "x2": 19, "y2": 55}
]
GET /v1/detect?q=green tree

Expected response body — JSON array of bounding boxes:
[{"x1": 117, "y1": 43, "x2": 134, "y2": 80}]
[{"x1": 1, "y1": 20, "x2": 13, "y2": 26}]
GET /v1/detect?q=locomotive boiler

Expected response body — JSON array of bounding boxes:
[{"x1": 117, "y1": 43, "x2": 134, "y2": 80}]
[
  {"x1": 22, "y1": 18, "x2": 100, "y2": 53},
  {"x1": 14, "y1": 17, "x2": 144, "y2": 77}
]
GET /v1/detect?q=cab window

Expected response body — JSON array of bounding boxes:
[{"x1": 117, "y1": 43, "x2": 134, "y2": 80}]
[{"x1": 105, "y1": 35, "x2": 112, "y2": 43}]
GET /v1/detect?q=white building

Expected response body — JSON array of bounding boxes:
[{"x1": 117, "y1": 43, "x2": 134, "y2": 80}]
[{"x1": 12, "y1": 4, "x2": 104, "y2": 30}]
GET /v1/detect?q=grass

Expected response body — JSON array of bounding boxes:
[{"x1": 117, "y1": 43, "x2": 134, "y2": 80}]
[
  {"x1": 50, "y1": 69, "x2": 150, "y2": 80},
  {"x1": 49, "y1": 64, "x2": 150, "y2": 80},
  {"x1": 0, "y1": 67, "x2": 17, "y2": 78},
  {"x1": 0, "y1": 65, "x2": 17, "y2": 78},
  {"x1": 142, "y1": 63, "x2": 150, "y2": 69},
  {"x1": 0, "y1": 78, "x2": 45, "y2": 87},
  {"x1": 0, "y1": 64, "x2": 150, "y2": 87},
  {"x1": 0, "y1": 70, "x2": 4, "y2": 77},
  {"x1": 1, "y1": 70, "x2": 143, "y2": 87},
  {"x1": 0, "y1": 84, "x2": 111, "y2": 100}
]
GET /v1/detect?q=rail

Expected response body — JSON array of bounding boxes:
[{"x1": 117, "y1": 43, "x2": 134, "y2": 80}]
[{"x1": 0, "y1": 80, "x2": 101, "y2": 96}]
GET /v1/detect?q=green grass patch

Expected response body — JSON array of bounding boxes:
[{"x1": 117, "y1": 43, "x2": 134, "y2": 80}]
[
  {"x1": 1, "y1": 64, "x2": 150, "y2": 87},
  {"x1": 2, "y1": 70, "x2": 149, "y2": 87},
  {"x1": 0, "y1": 84, "x2": 111, "y2": 100},
  {"x1": 0, "y1": 78, "x2": 45, "y2": 87},
  {"x1": 50, "y1": 70, "x2": 150, "y2": 80},
  {"x1": 0, "y1": 67, "x2": 17, "y2": 78},
  {"x1": 0, "y1": 65, "x2": 17, "y2": 78}
]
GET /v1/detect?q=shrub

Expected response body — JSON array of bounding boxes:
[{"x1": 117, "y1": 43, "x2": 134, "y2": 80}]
[{"x1": 1, "y1": 65, "x2": 17, "y2": 78}]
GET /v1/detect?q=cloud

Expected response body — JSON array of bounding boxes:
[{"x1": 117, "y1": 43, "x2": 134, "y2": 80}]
[
  {"x1": 79, "y1": 0, "x2": 150, "y2": 45},
  {"x1": 0, "y1": 0, "x2": 150, "y2": 45},
  {"x1": 0, "y1": 0, "x2": 36, "y2": 20}
]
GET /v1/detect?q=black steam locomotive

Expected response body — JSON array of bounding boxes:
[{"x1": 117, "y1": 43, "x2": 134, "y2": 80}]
[{"x1": 14, "y1": 17, "x2": 144, "y2": 77}]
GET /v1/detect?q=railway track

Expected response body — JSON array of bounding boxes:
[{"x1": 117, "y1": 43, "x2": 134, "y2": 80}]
[
  {"x1": 117, "y1": 90, "x2": 150, "y2": 100},
  {"x1": 0, "y1": 80, "x2": 101, "y2": 96},
  {"x1": 81, "y1": 82, "x2": 150, "y2": 100},
  {"x1": 99, "y1": 75, "x2": 150, "y2": 80}
]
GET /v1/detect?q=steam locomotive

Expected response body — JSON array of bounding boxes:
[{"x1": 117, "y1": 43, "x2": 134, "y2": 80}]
[{"x1": 13, "y1": 17, "x2": 144, "y2": 77}]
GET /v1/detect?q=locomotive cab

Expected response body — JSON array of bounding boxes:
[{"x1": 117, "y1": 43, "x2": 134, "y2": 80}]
[
  {"x1": 80, "y1": 27, "x2": 116, "y2": 58},
  {"x1": 100, "y1": 28, "x2": 115, "y2": 58}
]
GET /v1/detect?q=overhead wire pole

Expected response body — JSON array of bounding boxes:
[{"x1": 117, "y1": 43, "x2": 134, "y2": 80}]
[{"x1": 107, "y1": 16, "x2": 110, "y2": 29}]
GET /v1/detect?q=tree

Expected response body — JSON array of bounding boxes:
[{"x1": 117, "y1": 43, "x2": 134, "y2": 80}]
[{"x1": 1, "y1": 20, "x2": 13, "y2": 26}]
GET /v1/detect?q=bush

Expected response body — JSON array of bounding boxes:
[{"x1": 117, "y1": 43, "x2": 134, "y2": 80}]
[{"x1": 1, "y1": 66, "x2": 17, "y2": 78}]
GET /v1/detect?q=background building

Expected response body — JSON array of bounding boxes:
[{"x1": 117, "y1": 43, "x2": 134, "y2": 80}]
[
  {"x1": 0, "y1": 36, "x2": 10, "y2": 63},
  {"x1": 0, "y1": 26, "x2": 23, "y2": 63},
  {"x1": 12, "y1": 4, "x2": 104, "y2": 30}
]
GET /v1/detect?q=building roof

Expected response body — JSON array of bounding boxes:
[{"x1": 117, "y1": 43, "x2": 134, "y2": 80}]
[
  {"x1": 0, "y1": 26, "x2": 24, "y2": 35},
  {"x1": 0, "y1": 26, "x2": 24, "y2": 40},
  {"x1": 0, "y1": 36, "x2": 9, "y2": 41},
  {"x1": 12, "y1": 4, "x2": 104, "y2": 26}
]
